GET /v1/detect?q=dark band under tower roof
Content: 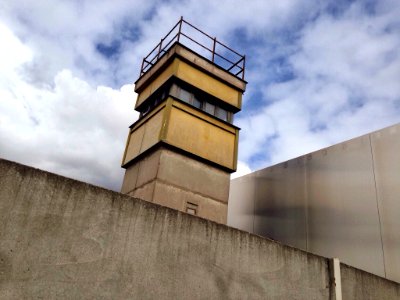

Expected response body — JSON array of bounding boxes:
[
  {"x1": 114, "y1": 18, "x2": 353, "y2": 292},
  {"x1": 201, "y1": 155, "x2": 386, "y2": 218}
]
[{"x1": 121, "y1": 17, "x2": 247, "y2": 224}]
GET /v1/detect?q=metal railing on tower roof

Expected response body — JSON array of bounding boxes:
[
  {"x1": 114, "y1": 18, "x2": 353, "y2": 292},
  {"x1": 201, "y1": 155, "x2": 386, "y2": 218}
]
[{"x1": 139, "y1": 17, "x2": 246, "y2": 80}]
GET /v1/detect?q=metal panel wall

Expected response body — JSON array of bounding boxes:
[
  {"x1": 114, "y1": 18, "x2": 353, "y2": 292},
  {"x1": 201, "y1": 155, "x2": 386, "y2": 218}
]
[
  {"x1": 370, "y1": 125, "x2": 400, "y2": 281},
  {"x1": 306, "y1": 135, "x2": 384, "y2": 277},
  {"x1": 227, "y1": 175, "x2": 255, "y2": 233},
  {"x1": 228, "y1": 123, "x2": 400, "y2": 282},
  {"x1": 253, "y1": 158, "x2": 308, "y2": 250}
]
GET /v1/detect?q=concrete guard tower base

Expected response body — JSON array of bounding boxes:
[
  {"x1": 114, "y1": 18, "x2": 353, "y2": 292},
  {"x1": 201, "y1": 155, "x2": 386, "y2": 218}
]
[{"x1": 122, "y1": 146, "x2": 230, "y2": 224}]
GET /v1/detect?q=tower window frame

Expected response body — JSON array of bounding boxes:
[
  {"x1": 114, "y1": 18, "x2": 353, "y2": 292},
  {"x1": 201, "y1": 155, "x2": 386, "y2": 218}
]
[
  {"x1": 172, "y1": 84, "x2": 201, "y2": 108},
  {"x1": 215, "y1": 106, "x2": 228, "y2": 122},
  {"x1": 139, "y1": 83, "x2": 171, "y2": 118},
  {"x1": 204, "y1": 102, "x2": 215, "y2": 115},
  {"x1": 171, "y1": 83, "x2": 234, "y2": 124}
]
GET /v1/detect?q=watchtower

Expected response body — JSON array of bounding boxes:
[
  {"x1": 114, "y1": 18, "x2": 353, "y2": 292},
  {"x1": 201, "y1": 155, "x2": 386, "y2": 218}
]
[{"x1": 121, "y1": 18, "x2": 247, "y2": 223}]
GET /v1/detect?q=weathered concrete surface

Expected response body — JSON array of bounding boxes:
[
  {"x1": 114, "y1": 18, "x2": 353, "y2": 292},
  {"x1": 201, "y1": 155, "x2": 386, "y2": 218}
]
[
  {"x1": 341, "y1": 264, "x2": 400, "y2": 299},
  {"x1": 122, "y1": 147, "x2": 230, "y2": 224},
  {"x1": 0, "y1": 158, "x2": 399, "y2": 299}
]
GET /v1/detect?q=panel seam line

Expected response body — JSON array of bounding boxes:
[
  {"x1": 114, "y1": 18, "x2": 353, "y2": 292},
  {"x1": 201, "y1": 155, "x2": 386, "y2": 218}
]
[{"x1": 369, "y1": 134, "x2": 387, "y2": 277}]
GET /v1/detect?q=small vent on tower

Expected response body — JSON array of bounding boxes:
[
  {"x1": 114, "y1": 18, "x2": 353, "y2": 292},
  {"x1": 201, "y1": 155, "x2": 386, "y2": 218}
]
[{"x1": 186, "y1": 202, "x2": 198, "y2": 215}]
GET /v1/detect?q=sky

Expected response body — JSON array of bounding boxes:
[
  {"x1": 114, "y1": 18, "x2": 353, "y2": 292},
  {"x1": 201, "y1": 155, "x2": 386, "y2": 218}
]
[{"x1": 0, "y1": 0, "x2": 399, "y2": 191}]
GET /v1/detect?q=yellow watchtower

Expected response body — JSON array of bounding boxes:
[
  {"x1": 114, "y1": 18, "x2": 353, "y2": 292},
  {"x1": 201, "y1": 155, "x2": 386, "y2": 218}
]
[{"x1": 121, "y1": 18, "x2": 246, "y2": 224}]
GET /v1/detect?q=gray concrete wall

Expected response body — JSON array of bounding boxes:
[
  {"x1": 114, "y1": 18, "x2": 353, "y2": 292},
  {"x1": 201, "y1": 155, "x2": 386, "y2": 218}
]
[
  {"x1": 0, "y1": 158, "x2": 399, "y2": 299},
  {"x1": 228, "y1": 123, "x2": 400, "y2": 283},
  {"x1": 341, "y1": 264, "x2": 400, "y2": 299}
]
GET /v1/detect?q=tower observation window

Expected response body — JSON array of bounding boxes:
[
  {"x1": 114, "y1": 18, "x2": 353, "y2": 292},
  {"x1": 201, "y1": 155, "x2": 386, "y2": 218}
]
[
  {"x1": 192, "y1": 96, "x2": 201, "y2": 109},
  {"x1": 139, "y1": 83, "x2": 171, "y2": 118},
  {"x1": 172, "y1": 83, "x2": 233, "y2": 123},
  {"x1": 179, "y1": 89, "x2": 192, "y2": 103},
  {"x1": 215, "y1": 107, "x2": 228, "y2": 122},
  {"x1": 204, "y1": 102, "x2": 215, "y2": 115}
]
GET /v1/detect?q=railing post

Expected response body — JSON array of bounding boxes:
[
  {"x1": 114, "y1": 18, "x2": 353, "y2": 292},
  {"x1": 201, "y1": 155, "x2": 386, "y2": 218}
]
[
  {"x1": 157, "y1": 38, "x2": 163, "y2": 59},
  {"x1": 140, "y1": 58, "x2": 145, "y2": 76},
  {"x1": 242, "y1": 55, "x2": 246, "y2": 80},
  {"x1": 212, "y1": 37, "x2": 216, "y2": 62},
  {"x1": 177, "y1": 16, "x2": 183, "y2": 42}
]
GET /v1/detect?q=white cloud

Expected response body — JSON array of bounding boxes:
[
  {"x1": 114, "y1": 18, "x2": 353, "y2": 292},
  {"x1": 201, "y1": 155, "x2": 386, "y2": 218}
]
[
  {"x1": 0, "y1": 0, "x2": 156, "y2": 87},
  {"x1": 0, "y1": 23, "x2": 138, "y2": 190},
  {"x1": 231, "y1": 161, "x2": 252, "y2": 179}
]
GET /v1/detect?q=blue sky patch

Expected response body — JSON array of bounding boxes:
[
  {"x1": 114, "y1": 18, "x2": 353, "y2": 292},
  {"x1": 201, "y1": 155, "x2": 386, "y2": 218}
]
[{"x1": 96, "y1": 40, "x2": 121, "y2": 58}]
